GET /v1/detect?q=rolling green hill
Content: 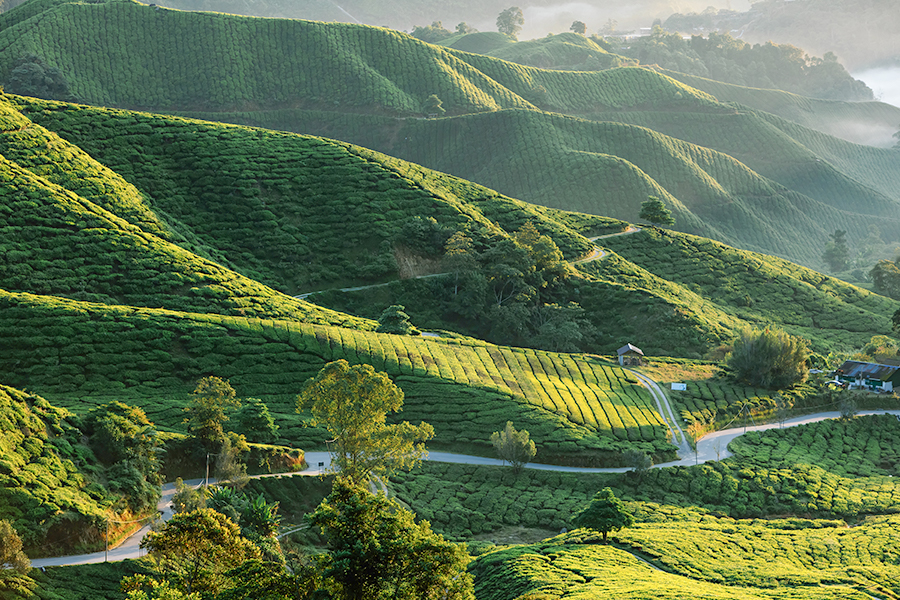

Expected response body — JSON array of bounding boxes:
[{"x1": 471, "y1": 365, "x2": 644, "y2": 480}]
[
  {"x1": 0, "y1": 384, "x2": 109, "y2": 554},
  {"x1": 4, "y1": 0, "x2": 898, "y2": 272},
  {"x1": 0, "y1": 288, "x2": 677, "y2": 464},
  {"x1": 7, "y1": 90, "x2": 896, "y2": 360}
]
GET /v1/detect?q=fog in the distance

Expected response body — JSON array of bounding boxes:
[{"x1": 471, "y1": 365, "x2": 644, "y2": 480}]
[{"x1": 854, "y1": 67, "x2": 900, "y2": 109}]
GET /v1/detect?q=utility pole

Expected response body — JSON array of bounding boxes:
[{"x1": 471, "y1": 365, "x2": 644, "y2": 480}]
[{"x1": 105, "y1": 518, "x2": 109, "y2": 562}]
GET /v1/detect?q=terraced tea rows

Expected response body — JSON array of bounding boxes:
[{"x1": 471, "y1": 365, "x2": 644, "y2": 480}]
[{"x1": 0, "y1": 289, "x2": 673, "y2": 459}]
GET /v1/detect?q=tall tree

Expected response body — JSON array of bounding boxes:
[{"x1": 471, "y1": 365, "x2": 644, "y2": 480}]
[
  {"x1": 0, "y1": 520, "x2": 34, "y2": 600},
  {"x1": 233, "y1": 398, "x2": 278, "y2": 443},
  {"x1": 308, "y1": 479, "x2": 474, "y2": 600},
  {"x1": 570, "y1": 20, "x2": 587, "y2": 35},
  {"x1": 490, "y1": 421, "x2": 537, "y2": 473},
  {"x1": 572, "y1": 487, "x2": 634, "y2": 542},
  {"x1": 822, "y1": 229, "x2": 850, "y2": 271},
  {"x1": 423, "y1": 94, "x2": 446, "y2": 117},
  {"x1": 496, "y1": 6, "x2": 524, "y2": 39},
  {"x1": 185, "y1": 377, "x2": 240, "y2": 453},
  {"x1": 297, "y1": 360, "x2": 434, "y2": 483},
  {"x1": 871, "y1": 259, "x2": 900, "y2": 299},
  {"x1": 638, "y1": 195, "x2": 675, "y2": 227}
]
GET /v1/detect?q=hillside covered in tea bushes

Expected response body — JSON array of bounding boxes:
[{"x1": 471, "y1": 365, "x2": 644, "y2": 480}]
[{"x1": 2, "y1": 0, "x2": 900, "y2": 272}]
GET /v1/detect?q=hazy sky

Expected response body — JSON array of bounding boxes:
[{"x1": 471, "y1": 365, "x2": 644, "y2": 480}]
[{"x1": 855, "y1": 67, "x2": 900, "y2": 109}]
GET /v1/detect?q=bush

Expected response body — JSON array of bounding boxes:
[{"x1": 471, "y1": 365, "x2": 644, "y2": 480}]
[{"x1": 726, "y1": 328, "x2": 809, "y2": 389}]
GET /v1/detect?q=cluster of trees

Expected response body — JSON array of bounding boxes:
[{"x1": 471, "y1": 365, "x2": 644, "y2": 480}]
[
  {"x1": 118, "y1": 360, "x2": 471, "y2": 600},
  {"x1": 614, "y1": 29, "x2": 873, "y2": 102},
  {"x1": 410, "y1": 7, "x2": 523, "y2": 42},
  {"x1": 438, "y1": 221, "x2": 591, "y2": 350}
]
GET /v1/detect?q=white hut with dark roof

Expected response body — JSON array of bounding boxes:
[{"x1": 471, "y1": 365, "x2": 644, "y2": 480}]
[{"x1": 617, "y1": 343, "x2": 644, "y2": 366}]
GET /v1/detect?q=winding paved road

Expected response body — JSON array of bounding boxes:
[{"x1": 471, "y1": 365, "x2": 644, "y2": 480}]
[{"x1": 31, "y1": 404, "x2": 900, "y2": 567}]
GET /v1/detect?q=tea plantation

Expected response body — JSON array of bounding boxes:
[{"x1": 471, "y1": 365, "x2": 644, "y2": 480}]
[{"x1": 2, "y1": 0, "x2": 899, "y2": 270}]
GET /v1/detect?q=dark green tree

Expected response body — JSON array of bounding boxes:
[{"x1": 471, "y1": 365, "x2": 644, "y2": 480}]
[
  {"x1": 234, "y1": 398, "x2": 278, "y2": 443},
  {"x1": 871, "y1": 259, "x2": 900, "y2": 299},
  {"x1": 375, "y1": 304, "x2": 418, "y2": 335},
  {"x1": 570, "y1": 20, "x2": 587, "y2": 35},
  {"x1": 822, "y1": 229, "x2": 850, "y2": 271},
  {"x1": 726, "y1": 327, "x2": 809, "y2": 389},
  {"x1": 185, "y1": 377, "x2": 241, "y2": 453},
  {"x1": 85, "y1": 401, "x2": 162, "y2": 512},
  {"x1": 308, "y1": 479, "x2": 475, "y2": 600},
  {"x1": 572, "y1": 487, "x2": 634, "y2": 542},
  {"x1": 490, "y1": 421, "x2": 537, "y2": 473},
  {"x1": 410, "y1": 21, "x2": 453, "y2": 43},
  {"x1": 5, "y1": 54, "x2": 72, "y2": 100},
  {"x1": 638, "y1": 195, "x2": 675, "y2": 227},
  {"x1": 423, "y1": 94, "x2": 446, "y2": 117},
  {"x1": 0, "y1": 520, "x2": 34, "y2": 599},
  {"x1": 622, "y1": 449, "x2": 652, "y2": 477},
  {"x1": 297, "y1": 360, "x2": 434, "y2": 484},
  {"x1": 497, "y1": 6, "x2": 524, "y2": 39}
]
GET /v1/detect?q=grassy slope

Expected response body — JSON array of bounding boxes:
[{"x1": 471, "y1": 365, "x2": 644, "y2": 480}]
[
  {"x1": 4, "y1": 0, "x2": 898, "y2": 271},
  {"x1": 0, "y1": 288, "x2": 677, "y2": 460},
  {"x1": 230, "y1": 107, "x2": 900, "y2": 268},
  {"x1": 13, "y1": 96, "x2": 601, "y2": 293},
  {"x1": 0, "y1": 384, "x2": 109, "y2": 554},
  {"x1": 595, "y1": 228, "x2": 899, "y2": 351}
]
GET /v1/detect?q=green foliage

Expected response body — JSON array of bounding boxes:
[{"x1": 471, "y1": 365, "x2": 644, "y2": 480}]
[
  {"x1": 185, "y1": 377, "x2": 240, "y2": 453},
  {"x1": 307, "y1": 479, "x2": 475, "y2": 600},
  {"x1": 423, "y1": 93, "x2": 446, "y2": 117},
  {"x1": 4, "y1": 53, "x2": 72, "y2": 101},
  {"x1": 297, "y1": 360, "x2": 434, "y2": 483},
  {"x1": 822, "y1": 229, "x2": 850, "y2": 272},
  {"x1": 638, "y1": 195, "x2": 675, "y2": 227},
  {"x1": 171, "y1": 478, "x2": 206, "y2": 515},
  {"x1": 572, "y1": 487, "x2": 634, "y2": 542},
  {"x1": 233, "y1": 399, "x2": 278, "y2": 443},
  {"x1": 0, "y1": 384, "x2": 113, "y2": 554},
  {"x1": 375, "y1": 304, "x2": 418, "y2": 335},
  {"x1": 619, "y1": 30, "x2": 873, "y2": 102},
  {"x1": 726, "y1": 328, "x2": 809, "y2": 389},
  {"x1": 0, "y1": 519, "x2": 34, "y2": 599},
  {"x1": 410, "y1": 21, "x2": 453, "y2": 43},
  {"x1": 139, "y1": 508, "x2": 261, "y2": 596},
  {"x1": 600, "y1": 227, "x2": 899, "y2": 355},
  {"x1": 871, "y1": 258, "x2": 900, "y2": 300},
  {"x1": 490, "y1": 421, "x2": 537, "y2": 473},
  {"x1": 496, "y1": 6, "x2": 524, "y2": 39}
]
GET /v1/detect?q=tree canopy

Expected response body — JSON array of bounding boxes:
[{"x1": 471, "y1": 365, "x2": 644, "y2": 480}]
[
  {"x1": 638, "y1": 195, "x2": 675, "y2": 227},
  {"x1": 496, "y1": 6, "x2": 524, "y2": 39},
  {"x1": 572, "y1": 487, "x2": 634, "y2": 542},
  {"x1": 185, "y1": 377, "x2": 240, "y2": 453},
  {"x1": 726, "y1": 327, "x2": 809, "y2": 389},
  {"x1": 308, "y1": 479, "x2": 474, "y2": 600},
  {"x1": 375, "y1": 304, "x2": 418, "y2": 335},
  {"x1": 570, "y1": 20, "x2": 587, "y2": 35},
  {"x1": 297, "y1": 360, "x2": 434, "y2": 483},
  {"x1": 822, "y1": 229, "x2": 850, "y2": 272},
  {"x1": 490, "y1": 421, "x2": 537, "y2": 473},
  {"x1": 139, "y1": 509, "x2": 260, "y2": 596},
  {"x1": 0, "y1": 520, "x2": 34, "y2": 600}
]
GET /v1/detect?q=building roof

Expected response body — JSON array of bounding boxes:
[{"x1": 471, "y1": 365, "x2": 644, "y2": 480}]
[
  {"x1": 617, "y1": 343, "x2": 644, "y2": 356},
  {"x1": 835, "y1": 360, "x2": 900, "y2": 382}
]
